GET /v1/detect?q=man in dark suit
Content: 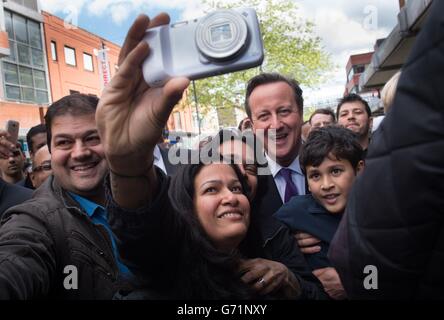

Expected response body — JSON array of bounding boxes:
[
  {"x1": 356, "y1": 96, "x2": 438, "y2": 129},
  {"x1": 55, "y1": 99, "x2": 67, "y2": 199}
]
[
  {"x1": 244, "y1": 73, "x2": 345, "y2": 297},
  {"x1": 244, "y1": 73, "x2": 306, "y2": 220}
]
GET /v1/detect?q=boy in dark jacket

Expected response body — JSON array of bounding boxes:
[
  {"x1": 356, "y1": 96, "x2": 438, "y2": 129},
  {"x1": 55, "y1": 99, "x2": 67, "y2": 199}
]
[{"x1": 274, "y1": 126, "x2": 364, "y2": 299}]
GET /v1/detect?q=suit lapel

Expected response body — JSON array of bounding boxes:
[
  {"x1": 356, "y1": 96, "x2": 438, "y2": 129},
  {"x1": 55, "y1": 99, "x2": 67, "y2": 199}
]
[{"x1": 159, "y1": 146, "x2": 176, "y2": 176}]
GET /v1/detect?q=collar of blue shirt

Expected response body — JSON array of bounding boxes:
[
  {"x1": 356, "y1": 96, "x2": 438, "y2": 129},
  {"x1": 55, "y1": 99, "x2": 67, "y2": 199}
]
[{"x1": 69, "y1": 192, "x2": 106, "y2": 219}]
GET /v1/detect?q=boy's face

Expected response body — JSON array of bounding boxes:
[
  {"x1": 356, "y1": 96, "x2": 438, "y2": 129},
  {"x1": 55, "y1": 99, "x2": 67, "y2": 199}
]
[{"x1": 306, "y1": 153, "x2": 361, "y2": 214}]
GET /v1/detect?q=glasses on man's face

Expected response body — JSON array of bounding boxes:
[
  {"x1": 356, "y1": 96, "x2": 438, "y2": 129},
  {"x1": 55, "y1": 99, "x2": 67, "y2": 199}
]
[
  {"x1": 11, "y1": 150, "x2": 21, "y2": 157},
  {"x1": 33, "y1": 162, "x2": 51, "y2": 173}
]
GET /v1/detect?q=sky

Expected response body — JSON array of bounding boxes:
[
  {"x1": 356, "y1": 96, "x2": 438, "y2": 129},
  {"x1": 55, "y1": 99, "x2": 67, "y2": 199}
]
[{"x1": 39, "y1": 0, "x2": 400, "y2": 106}]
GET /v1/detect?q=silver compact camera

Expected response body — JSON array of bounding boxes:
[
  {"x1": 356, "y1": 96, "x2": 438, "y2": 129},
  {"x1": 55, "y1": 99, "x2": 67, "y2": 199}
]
[{"x1": 142, "y1": 8, "x2": 264, "y2": 87}]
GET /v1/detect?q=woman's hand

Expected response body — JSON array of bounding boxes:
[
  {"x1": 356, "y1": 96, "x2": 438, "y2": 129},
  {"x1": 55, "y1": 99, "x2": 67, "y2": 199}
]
[{"x1": 238, "y1": 258, "x2": 301, "y2": 299}]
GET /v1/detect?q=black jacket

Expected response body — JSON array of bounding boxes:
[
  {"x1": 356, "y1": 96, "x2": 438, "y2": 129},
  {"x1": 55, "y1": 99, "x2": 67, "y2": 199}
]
[
  {"x1": 274, "y1": 194, "x2": 342, "y2": 270},
  {"x1": 108, "y1": 168, "x2": 327, "y2": 299},
  {"x1": 0, "y1": 176, "x2": 118, "y2": 299},
  {"x1": 0, "y1": 178, "x2": 32, "y2": 218},
  {"x1": 329, "y1": 0, "x2": 444, "y2": 299},
  {"x1": 255, "y1": 172, "x2": 283, "y2": 219}
]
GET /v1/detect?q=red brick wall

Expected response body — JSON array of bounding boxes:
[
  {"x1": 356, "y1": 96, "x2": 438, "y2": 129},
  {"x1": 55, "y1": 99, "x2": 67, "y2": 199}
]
[
  {"x1": 42, "y1": 12, "x2": 120, "y2": 101},
  {"x1": 1, "y1": 12, "x2": 120, "y2": 132},
  {"x1": 0, "y1": 102, "x2": 47, "y2": 130}
]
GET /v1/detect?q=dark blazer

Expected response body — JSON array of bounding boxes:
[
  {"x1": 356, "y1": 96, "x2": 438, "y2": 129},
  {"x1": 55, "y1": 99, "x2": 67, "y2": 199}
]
[
  {"x1": 254, "y1": 169, "x2": 283, "y2": 218},
  {"x1": 159, "y1": 146, "x2": 192, "y2": 177},
  {"x1": 253, "y1": 165, "x2": 309, "y2": 239},
  {"x1": 329, "y1": 0, "x2": 444, "y2": 299},
  {"x1": 0, "y1": 178, "x2": 32, "y2": 218}
]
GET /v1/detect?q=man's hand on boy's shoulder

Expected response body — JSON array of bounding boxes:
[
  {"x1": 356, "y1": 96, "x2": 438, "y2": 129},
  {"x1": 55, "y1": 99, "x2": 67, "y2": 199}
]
[{"x1": 294, "y1": 232, "x2": 321, "y2": 254}]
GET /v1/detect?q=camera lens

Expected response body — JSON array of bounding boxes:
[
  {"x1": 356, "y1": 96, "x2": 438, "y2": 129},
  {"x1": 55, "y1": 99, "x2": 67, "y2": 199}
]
[{"x1": 195, "y1": 9, "x2": 248, "y2": 61}]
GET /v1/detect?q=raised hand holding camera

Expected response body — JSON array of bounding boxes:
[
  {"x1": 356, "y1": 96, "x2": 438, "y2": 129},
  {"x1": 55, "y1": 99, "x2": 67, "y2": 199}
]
[
  {"x1": 96, "y1": 13, "x2": 190, "y2": 208},
  {"x1": 142, "y1": 8, "x2": 264, "y2": 87},
  {"x1": 96, "y1": 13, "x2": 189, "y2": 177}
]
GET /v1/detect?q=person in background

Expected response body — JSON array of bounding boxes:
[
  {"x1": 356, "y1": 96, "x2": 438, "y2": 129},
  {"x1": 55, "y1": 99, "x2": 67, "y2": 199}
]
[
  {"x1": 244, "y1": 73, "x2": 307, "y2": 213},
  {"x1": 381, "y1": 71, "x2": 401, "y2": 114},
  {"x1": 0, "y1": 142, "x2": 26, "y2": 186},
  {"x1": 29, "y1": 145, "x2": 52, "y2": 189},
  {"x1": 0, "y1": 131, "x2": 32, "y2": 218},
  {"x1": 238, "y1": 117, "x2": 253, "y2": 132},
  {"x1": 301, "y1": 121, "x2": 311, "y2": 144},
  {"x1": 336, "y1": 94, "x2": 372, "y2": 153},
  {"x1": 26, "y1": 124, "x2": 47, "y2": 160},
  {"x1": 372, "y1": 71, "x2": 402, "y2": 133},
  {"x1": 23, "y1": 124, "x2": 48, "y2": 189},
  {"x1": 308, "y1": 108, "x2": 336, "y2": 132}
]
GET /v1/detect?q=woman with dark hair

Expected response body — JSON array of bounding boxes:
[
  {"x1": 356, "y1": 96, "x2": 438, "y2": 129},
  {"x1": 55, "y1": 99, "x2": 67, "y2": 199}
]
[{"x1": 203, "y1": 129, "x2": 328, "y2": 298}]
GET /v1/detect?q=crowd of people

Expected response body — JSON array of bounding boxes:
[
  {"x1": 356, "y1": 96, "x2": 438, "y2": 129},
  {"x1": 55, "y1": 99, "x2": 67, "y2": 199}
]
[{"x1": 0, "y1": 0, "x2": 442, "y2": 300}]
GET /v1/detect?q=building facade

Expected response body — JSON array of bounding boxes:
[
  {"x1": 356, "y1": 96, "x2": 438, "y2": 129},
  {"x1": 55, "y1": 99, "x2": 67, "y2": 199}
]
[
  {"x1": 0, "y1": 1, "x2": 197, "y2": 144},
  {"x1": 0, "y1": 0, "x2": 49, "y2": 135},
  {"x1": 360, "y1": 0, "x2": 433, "y2": 91},
  {"x1": 42, "y1": 12, "x2": 120, "y2": 101},
  {"x1": 0, "y1": 0, "x2": 120, "y2": 136},
  {"x1": 344, "y1": 52, "x2": 373, "y2": 96}
]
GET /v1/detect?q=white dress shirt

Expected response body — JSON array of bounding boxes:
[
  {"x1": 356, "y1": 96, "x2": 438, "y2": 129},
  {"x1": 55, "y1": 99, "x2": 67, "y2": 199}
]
[
  {"x1": 266, "y1": 154, "x2": 306, "y2": 202},
  {"x1": 153, "y1": 145, "x2": 167, "y2": 175}
]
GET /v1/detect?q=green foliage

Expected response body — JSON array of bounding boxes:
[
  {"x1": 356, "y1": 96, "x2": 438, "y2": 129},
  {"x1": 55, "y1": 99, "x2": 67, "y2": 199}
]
[{"x1": 188, "y1": 0, "x2": 333, "y2": 127}]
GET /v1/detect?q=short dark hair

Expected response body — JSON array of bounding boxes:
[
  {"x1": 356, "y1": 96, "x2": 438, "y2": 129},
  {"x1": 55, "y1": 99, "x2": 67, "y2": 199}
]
[
  {"x1": 300, "y1": 126, "x2": 363, "y2": 174},
  {"x1": 245, "y1": 73, "x2": 304, "y2": 119},
  {"x1": 336, "y1": 94, "x2": 371, "y2": 118},
  {"x1": 309, "y1": 108, "x2": 336, "y2": 124},
  {"x1": 44, "y1": 94, "x2": 99, "y2": 152},
  {"x1": 26, "y1": 124, "x2": 46, "y2": 154}
]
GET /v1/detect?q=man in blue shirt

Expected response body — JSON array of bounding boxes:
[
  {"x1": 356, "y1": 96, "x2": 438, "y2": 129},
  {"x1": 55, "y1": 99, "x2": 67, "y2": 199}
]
[
  {"x1": 0, "y1": 94, "x2": 128, "y2": 299},
  {"x1": 70, "y1": 193, "x2": 131, "y2": 277}
]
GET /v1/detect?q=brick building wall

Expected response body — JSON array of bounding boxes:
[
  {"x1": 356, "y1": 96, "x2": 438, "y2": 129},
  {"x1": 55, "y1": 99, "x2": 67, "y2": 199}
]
[{"x1": 42, "y1": 11, "x2": 120, "y2": 101}]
